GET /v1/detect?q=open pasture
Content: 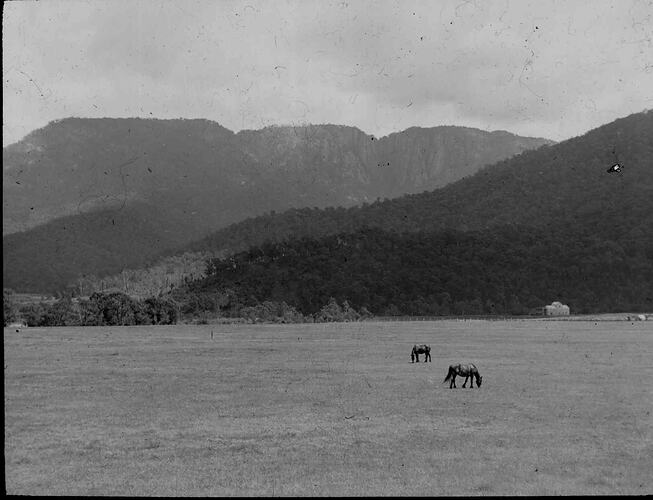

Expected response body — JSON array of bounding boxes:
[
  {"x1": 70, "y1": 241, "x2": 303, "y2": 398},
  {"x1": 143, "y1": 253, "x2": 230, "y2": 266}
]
[{"x1": 4, "y1": 319, "x2": 653, "y2": 495}]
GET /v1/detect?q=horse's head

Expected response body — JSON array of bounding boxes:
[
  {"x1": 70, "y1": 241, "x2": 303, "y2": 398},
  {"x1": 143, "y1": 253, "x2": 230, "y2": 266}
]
[{"x1": 476, "y1": 375, "x2": 483, "y2": 387}]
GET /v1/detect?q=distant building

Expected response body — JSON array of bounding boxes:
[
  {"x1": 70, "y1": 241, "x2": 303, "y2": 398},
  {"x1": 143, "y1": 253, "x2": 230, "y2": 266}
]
[{"x1": 544, "y1": 301, "x2": 570, "y2": 316}]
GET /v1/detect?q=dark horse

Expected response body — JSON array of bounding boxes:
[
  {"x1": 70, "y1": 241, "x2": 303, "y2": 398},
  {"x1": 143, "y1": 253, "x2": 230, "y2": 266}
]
[
  {"x1": 443, "y1": 363, "x2": 482, "y2": 388},
  {"x1": 411, "y1": 344, "x2": 431, "y2": 363}
]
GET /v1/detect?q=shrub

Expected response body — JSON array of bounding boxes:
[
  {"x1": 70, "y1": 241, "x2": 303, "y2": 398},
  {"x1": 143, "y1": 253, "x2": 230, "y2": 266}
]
[{"x1": 240, "y1": 301, "x2": 305, "y2": 323}]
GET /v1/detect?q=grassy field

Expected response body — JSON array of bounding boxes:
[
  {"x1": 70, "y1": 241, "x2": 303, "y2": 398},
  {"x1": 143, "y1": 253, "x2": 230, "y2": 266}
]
[{"x1": 4, "y1": 319, "x2": 653, "y2": 495}]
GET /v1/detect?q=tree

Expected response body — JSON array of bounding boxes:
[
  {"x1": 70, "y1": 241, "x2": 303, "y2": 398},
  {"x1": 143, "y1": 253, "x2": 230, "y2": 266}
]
[
  {"x1": 143, "y1": 297, "x2": 178, "y2": 325},
  {"x1": 507, "y1": 294, "x2": 524, "y2": 315},
  {"x1": 40, "y1": 298, "x2": 81, "y2": 326},
  {"x1": 384, "y1": 303, "x2": 401, "y2": 316},
  {"x1": 19, "y1": 302, "x2": 47, "y2": 327},
  {"x1": 468, "y1": 297, "x2": 484, "y2": 315},
  {"x1": 315, "y1": 297, "x2": 344, "y2": 322},
  {"x1": 88, "y1": 292, "x2": 139, "y2": 326},
  {"x1": 4, "y1": 290, "x2": 18, "y2": 326},
  {"x1": 341, "y1": 300, "x2": 361, "y2": 322},
  {"x1": 240, "y1": 300, "x2": 305, "y2": 323},
  {"x1": 359, "y1": 306, "x2": 374, "y2": 319}
]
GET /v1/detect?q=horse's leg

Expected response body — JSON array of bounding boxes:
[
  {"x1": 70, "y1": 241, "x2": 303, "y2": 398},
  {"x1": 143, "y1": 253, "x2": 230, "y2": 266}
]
[
  {"x1": 462, "y1": 375, "x2": 468, "y2": 388},
  {"x1": 416, "y1": 353, "x2": 419, "y2": 362},
  {"x1": 470, "y1": 375, "x2": 474, "y2": 388},
  {"x1": 450, "y1": 375, "x2": 456, "y2": 388}
]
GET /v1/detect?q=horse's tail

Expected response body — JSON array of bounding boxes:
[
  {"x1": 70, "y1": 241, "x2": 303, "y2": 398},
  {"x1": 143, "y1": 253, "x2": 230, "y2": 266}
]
[{"x1": 443, "y1": 366, "x2": 453, "y2": 383}]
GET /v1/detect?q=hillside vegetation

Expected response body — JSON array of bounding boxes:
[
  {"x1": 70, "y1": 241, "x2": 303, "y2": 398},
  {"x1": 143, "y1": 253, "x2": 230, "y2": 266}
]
[
  {"x1": 3, "y1": 118, "x2": 550, "y2": 293},
  {"x1": 4, "y1": 118, "x2": 550, "y2": 236},
  {"x1": 173, "y1": 110, "x2": 653, "y2": 316},
  {"x1": 6, "y1": 111, "x2": 651, "y2": 304},
  {"x1": 183, "y1": 223, "x2": 653, "y2": 317},
  {"x1": 189, "y1": 110, "x2": 653, "y2": 254}
]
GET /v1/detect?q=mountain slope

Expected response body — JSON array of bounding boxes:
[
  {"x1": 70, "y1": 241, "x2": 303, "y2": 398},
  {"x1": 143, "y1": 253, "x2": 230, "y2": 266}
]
[
  {"x1": 3, "y1": 118, "x2": 551, "y2": 236},
  {"x1": 189, "y1": 110, "x2": 653, "y2": 254},
  {"x1": 3, "y1": 118, "x2": 249, "y2": 238},
  {"x1": 178, "y1": 110, "x2": 653, "y2": 316},
  {"x1": 185, "y1": 224, "x2": 653, "y2": 316},
  {"x1": 235, "y1": 123, "x2": 552, "y2": 203},
  {"x1": 70, "y1": 110, "x2": 653, "y2": 302},
  {"x1": 2, "y1": 203, "x2": 191, "y2": 293},
  {"x1": 3, "y1": 118, "x2": 551, "y2": 292}
]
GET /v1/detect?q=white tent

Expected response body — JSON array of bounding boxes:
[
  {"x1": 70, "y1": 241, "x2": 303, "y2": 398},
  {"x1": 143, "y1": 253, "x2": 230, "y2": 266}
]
[{"x1": 544, "y1": 301, "x2": 570, "y2": 316}]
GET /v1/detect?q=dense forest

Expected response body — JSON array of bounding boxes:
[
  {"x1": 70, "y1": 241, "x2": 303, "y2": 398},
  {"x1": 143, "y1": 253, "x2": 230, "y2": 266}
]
[
  {"x1": 178, "y1": 220, "x2": 653, "y2": 317},
  {"x1": 170, "y1": 111, "x2": 653, "y2": 318}
]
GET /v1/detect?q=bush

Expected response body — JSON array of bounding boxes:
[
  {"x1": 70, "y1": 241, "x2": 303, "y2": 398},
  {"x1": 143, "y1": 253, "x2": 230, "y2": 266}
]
[
  {"x1": 142, "y1": 297, "x2": 179, "y2": 325},
  {"x1": 240, "y1": 301, "x2": 305, "y2": 323},
  {"x1": 19, "y1": 303, "x2": 47, "y2": 327},
  {"x1": 40, "y1": 297, "x2": 81, "y2": 326},
  {"x1": 4, "y1": 289, "x2": 18, "y2": 326},
  {"x1": 314, "y1": 297, "x2": 366, "y2": 323},
  {"x1": 10, "y1": 292, "x2": 179, "y2": 327}
]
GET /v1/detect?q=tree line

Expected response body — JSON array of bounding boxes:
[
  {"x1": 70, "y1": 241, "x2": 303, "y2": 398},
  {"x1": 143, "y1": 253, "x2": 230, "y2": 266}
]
[
  {"x1": 4, "y1": 289, "x2": 373, "y2": 327},
  {"x1": 4, "y1": 291, "x2": 178, "y2": 327},
  {"x1": 186, "y1": 222, "x2": 653, "y2": 316}
]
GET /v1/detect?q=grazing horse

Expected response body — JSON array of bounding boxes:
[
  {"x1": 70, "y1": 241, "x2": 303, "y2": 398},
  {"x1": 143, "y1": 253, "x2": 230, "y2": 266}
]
[
  {"x1": 443, "y1": 363, "x2": 482, "y2": 388},
  {"x1": 411, "y1": 344, "x2": 431, "y2": 363}
]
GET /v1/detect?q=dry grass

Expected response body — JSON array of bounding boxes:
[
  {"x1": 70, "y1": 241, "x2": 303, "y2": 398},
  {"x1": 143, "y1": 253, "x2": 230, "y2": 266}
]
[{"x1": 4, "y1": 319, "x2": 653, "y2": 495}]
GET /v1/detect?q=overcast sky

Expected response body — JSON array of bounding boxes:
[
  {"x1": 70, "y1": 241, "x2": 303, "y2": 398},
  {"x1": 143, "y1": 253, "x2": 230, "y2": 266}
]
[{"x1": 3, "y1": 0, "x2": 652, "y2": 146}]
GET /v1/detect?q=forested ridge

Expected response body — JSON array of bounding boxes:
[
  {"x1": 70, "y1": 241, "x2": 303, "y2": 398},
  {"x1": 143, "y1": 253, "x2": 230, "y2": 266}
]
[
  {"x1": 174, "y1": 110, "x2": 653, "y2": 317},
  {"x1": 182, "y1": 220, "x2": 653, "y2": 317},
  {"x1": 189, "y1": 110, "x2": 653, "y2": 256},
  {"x1": 2, "y1": 202, "x2": 192, "y2": 293},
  {"x1": 4, "y1": 118, "x2": 549, "y2": 293},
  {"x1": 4, "y1": 111, "x2": 651, "y2": 316}
]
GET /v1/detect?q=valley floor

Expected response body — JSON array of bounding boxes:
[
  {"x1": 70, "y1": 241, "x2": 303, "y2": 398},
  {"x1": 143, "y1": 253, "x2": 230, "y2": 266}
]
[{"x1": 4, "y1": 320, "x2": 652, "y2": 495}]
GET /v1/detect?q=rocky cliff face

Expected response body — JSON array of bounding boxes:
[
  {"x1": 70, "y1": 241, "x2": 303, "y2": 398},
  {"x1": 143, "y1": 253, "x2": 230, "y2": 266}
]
[
  {"x1": 370, "y1": 126, "x2": 551, "y2": 197},
  {"x1": 235, "y1": 123, "x2": 552, "y2": 205}
]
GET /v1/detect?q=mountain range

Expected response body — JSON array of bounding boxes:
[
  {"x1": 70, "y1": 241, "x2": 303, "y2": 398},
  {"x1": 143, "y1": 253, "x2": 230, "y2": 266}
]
[
  {"x1": 180, "y1": 110, "x2": 653, "y2": 316},
  {"x1": 189, "y1": 110, "x2": 653, "y2": 253},
  {"x1": 3, "y1": 118, "x2": 552, "y2": 293}
]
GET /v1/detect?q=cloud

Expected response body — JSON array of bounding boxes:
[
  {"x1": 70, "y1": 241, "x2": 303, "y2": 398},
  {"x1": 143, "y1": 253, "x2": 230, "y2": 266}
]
[{"x1": 3, "y1": 0, "x2": 653, "y2": 146}]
